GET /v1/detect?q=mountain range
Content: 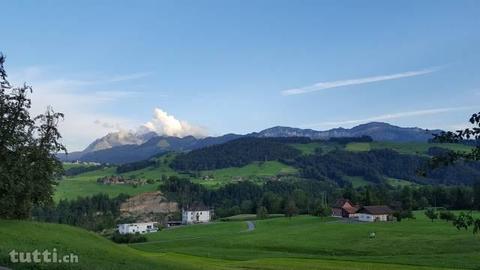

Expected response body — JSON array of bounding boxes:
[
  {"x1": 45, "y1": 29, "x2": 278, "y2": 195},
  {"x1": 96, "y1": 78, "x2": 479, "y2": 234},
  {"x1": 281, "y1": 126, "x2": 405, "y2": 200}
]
[{"x1": 59, "y1": 122, "x2": 442, "y2": 164}]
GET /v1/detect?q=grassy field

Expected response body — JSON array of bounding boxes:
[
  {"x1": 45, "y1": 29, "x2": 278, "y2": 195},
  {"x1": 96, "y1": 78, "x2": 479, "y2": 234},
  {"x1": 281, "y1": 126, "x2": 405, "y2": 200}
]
[
  {"x1": 343, "y1": 175, "x2": 371, "y2": 188},
  {"x1": 220, "y1": 214, "x2": 284, "y2": 221},
  {"x1": 62, "y1": 162, "x2": 97, "y2": 170},
  {"x1": 0, "y1": 219, "x2": 217, "y2": 270},
  {"x1": 54, "y1": 167, "x2": 160, "y2": 201},
  {"x1": 2, "y1": 217, "x2": 474, "y2": 270},
  {"x1": 341, "y1": 175, "x2": 416, "y2": 188},
  {"x1": 290, "y1": 142, "x2": 340, "y2": 155},
  {"x1": 121, "y1": 154, "x2": 183, "y2": 180},
  {"x1": 386, "y1": 177, "x2": 417, "y2": 187},
  {"x1": 55, "y1": 141, "x2": 472, "y2": 200},
  {"x1": 292, "y1": 141, "x2": 472, "y2": 156},
  {"x1": 346, "y1": 142, "x2": 473, "y2": 155},
  {"x1": 56, "y1": 159, "x2": 297, "y2": 200},
  {"x1": 131, "y1": 213, "x2": 480, "y2": 269},
  {"x1": 193, "y1": 161, "x2": 297, "y2": 188}
]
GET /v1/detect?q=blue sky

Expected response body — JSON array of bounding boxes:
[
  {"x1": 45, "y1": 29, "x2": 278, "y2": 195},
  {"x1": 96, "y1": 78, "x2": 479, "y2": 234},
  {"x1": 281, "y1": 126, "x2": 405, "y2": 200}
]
[{"x1": 2, "y1": 0, "x2": 480, "y2": 150}]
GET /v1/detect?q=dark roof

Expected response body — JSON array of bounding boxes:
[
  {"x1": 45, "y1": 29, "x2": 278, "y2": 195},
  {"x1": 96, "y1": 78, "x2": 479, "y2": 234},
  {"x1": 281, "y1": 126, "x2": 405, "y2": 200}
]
[
  {"x1": 358, "y1": 205, "x2": 393, "y2": 215},
  {"x1": 332, "y1": 198, "x2": 352, "y2": 208},
  {"x1": 184, "y1": 202, "x2": 210, "y2": 211}
]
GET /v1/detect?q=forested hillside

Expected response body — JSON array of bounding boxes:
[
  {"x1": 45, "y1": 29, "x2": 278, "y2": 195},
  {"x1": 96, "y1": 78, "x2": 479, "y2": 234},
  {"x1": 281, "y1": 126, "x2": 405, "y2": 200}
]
[
  {"x1": 291, "y1": 148, "x2": 480, "y2": 186},
  {"x1": 170, "y1": 137, "x2": 302, "y2": 171}
]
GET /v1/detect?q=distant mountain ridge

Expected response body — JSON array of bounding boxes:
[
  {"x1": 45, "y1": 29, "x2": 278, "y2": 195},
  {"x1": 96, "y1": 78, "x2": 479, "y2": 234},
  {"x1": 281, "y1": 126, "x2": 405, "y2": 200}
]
[
  {"x1": 60, "y1": 134, "x2": 244, "y2": 164},
  {"x1": 59, "y1": 122, "x2": 442, "y2": 164},
  {"x1": 83, "y1": 131, "x2": 158, "y2": 153},
  {"x1": 254, "y1": 122, "x2": 441, "y2": 142}
]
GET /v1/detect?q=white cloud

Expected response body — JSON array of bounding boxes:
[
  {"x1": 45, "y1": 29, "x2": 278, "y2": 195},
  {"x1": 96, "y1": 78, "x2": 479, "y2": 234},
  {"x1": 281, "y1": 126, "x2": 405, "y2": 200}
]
[
  {"x1": 141, "y1": 108, "x2": 207, "y2": 138},
  {"x1": 8, "y1": 67, "x2": 151, "y2": 151},
  {"x1": 282, "y1": 66, "x2": 442, "y2": 95},
  {"x1": 306, "y1": 107, "x2": 475, "y2": 128}
]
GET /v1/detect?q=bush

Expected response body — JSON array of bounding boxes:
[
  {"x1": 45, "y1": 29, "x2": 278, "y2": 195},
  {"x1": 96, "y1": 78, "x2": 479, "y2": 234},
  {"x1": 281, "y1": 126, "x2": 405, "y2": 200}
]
[
  {"x1": 439, "y1": 210, "x2": 456, "y2": 222},
  {"x1": 393, "y1": 210, "x2": 414, "y2": 222},
  {"x1": 111, "y1": 232, "x2": 147, "y2": 244},
  {"x1": 256, "y1": 206, "x2": 269, "y2": 220},
  {"x1": 424, "y1": 208, "x2": 438, "y2": 222},
  {"x1": 146, "y1": 179, "x2": 155, "y2": 184}
]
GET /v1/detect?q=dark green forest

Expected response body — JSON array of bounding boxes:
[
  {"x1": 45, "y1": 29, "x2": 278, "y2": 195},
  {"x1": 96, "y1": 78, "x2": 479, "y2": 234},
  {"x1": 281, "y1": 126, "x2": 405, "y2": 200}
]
[
  {"x1": 170, "y1": 137, "x2": 302, "y2": 171},
  {"x1": 291, "y1": 148, "x2": 480, "y2": 186},
  {"x1": 160, "y1": 176, "x2": 480, "y2": 219}
]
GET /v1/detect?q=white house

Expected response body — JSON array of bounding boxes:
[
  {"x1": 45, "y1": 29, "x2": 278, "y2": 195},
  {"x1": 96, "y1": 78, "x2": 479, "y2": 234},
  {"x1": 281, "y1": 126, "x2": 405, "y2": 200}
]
[
  {"x1": 117, "y1": 222, "x2": 158, "y2": 234},
  {"x1": 182, "y1": 204, "x2": 212, "y2": 224},
  {"x1": 357, "y1": 205, "x2": 393, "y2": 222}
]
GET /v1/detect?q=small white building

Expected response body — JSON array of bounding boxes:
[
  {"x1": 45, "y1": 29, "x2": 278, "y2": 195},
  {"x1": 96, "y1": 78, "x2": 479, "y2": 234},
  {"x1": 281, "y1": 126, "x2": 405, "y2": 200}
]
[
  {"x1": 117, "y1": 222, "x2": 158, "y2": 234},
  {"x1": 357, "y1": 205, "x2": 393, "y2": 222},
  {"x1": 182, "y1": 204, "x2": 212, "y2": 224}
]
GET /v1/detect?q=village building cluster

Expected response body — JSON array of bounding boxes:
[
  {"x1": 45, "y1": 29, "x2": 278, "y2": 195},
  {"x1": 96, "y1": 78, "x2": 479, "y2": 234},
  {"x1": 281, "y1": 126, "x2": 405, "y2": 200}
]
[
  {"x1": 117, "y1": 222, "x2": 158, "y2": 234},
  {"x1": 331, "y1": 199, "x2": 394, "y2": 222},
  {"x1": 97, "y1": 175, "x2": 146, "y2": 186},
  {"x1": 117, "y1": 199, "x2": 393, "y2": 235},
  {"x1": 118, "y1": 204, "x2": 213, "y2": 234}
]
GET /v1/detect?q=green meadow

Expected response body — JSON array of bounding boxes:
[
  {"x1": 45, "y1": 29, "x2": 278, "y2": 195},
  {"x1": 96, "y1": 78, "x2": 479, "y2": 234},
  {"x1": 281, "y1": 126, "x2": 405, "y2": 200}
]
[
  {"x1": 193, "y1": 161, "x2": 297, "y2": 188},
  {"x1": 54, "y1": 167, "x2": 160, "y2": 201},
  {"x1": 3, "y1": 213, "x2": 479, "y2": 270},
  {"x1": 386, "y1": 177, "x2": 417, "y2": 187},
  {"x1": 55, "y1": 140, "x2": 471, "y2": 201},
  {"x1": 346, "y1": 141, "x2": 473, "y2": 155},
  {"x1": 290, "y1": 142, "x2": 341, "y2": 155},
  {"x1": 290, "y1": 141, "x2": 471, "y2": 157},
  {"x1": 56, "y1": 159, "x2": 297, "y2": 200},
  {"x1": 131, "y1": 213, "x2": 480, "y2": 270},
  {"x1": 343, "y1": 175, "x2": 371, "y2": 188}
]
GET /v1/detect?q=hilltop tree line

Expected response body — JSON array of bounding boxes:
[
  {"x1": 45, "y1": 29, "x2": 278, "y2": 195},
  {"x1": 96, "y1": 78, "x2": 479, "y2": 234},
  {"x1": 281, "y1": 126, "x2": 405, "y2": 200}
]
[
  {"x1": 290, "y1": 148, "x2": 480, "y2": 186},
  {"x1": 169, "y1": 134, "x2": 480, "y2": 187},
  {"x1": 343, "y1": 183, "x2": 480, "y2": 212},
  {"x1": 170, "y1": 136, "x2": 375, "y2": 172},
  {"x1": 170, "y1": 137, "x2": 302, "y2": 171},
  {"x1": 64, "y1": 164, "x2": 107, "y2": 176},
  {"x1": 160, "y1": 176, "x2": 334, "y2": 218},
  {"x1": 116, "y1": 159, "x2": 156, "y2": 173},
  {"x1": 32, "y1": 194, "x2": 129, "y2": 232},
  {"x1": 29, "y1": 176, "x2": 480, "y2": 233},
  {"x1": 159, "y1": 176, "x2": 480, "y2": 219}
]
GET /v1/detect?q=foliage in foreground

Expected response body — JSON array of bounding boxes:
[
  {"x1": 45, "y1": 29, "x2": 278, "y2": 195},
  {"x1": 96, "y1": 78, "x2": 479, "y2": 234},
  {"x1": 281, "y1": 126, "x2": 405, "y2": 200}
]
[{"x1": 0, "y1": 54, "x2": 65, "y2": 219}]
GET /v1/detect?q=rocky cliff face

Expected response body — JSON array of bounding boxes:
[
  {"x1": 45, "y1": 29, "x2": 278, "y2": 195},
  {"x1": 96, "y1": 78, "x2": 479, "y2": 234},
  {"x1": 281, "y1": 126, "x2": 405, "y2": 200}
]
[
  {"x1": 83, "y1": 131, "x2": 158, "y2": 153},
  {"x1": 120, "y1": 191, "x2": 179, "y2": 222}
]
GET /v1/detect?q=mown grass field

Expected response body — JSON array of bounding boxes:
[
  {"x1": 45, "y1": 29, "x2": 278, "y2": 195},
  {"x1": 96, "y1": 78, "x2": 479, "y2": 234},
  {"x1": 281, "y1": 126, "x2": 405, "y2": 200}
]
[
  {"x1": 131, "y1": 213, "x2": 480, "y2": 270},
  {"x1": 290, "y1": 142, "x2": 340, "y2": 155},
  {"x1": 290, "y1": 141, "x2": 471, "y2": 157},
  {"x1": 386, "y1": 177, "x2": 417, "y2": 187},
  {"x1": 342, "y1": 175, "x2": 371, "y2": 188},
  {"x1": 56, "y1": 159, "x2": 297, "y2": 200},
  {"x1": 346, "y1": 142, "x2": 472, "y2": 155},
  {"x1": 54, "y1": 167, "x2": 160, "y2": 201},
  {"x1": 194, "y1": 161, "x2": 297, "y2": 188},
  {"x1": 219, "y1": 214, "x2": 284, "y2": 221},
  {"x1": 0, "y1": 219, "x2": 211, "y2": 270},
  {"x1": 2, "y1": 215, "x2": 476, "y2": 270}
]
